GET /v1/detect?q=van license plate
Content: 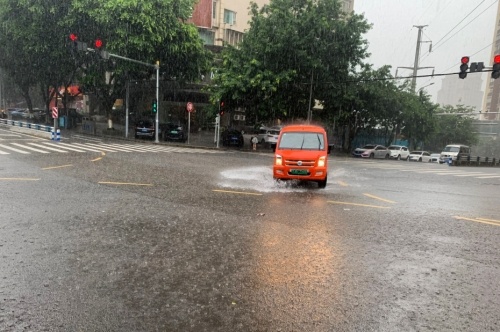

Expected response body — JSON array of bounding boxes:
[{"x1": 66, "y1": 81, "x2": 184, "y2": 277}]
[{"x1": 290, "y1": 169, "x2": 308, "y2": 175}]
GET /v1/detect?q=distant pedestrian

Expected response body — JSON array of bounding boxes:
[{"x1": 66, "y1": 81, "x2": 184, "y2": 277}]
[{"x1": 251, "y1": 136, "x2": 258, "y2": 151}]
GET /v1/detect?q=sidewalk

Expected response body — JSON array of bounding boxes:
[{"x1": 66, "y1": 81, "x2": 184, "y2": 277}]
[{"x1": 59, "y1": 122, "x2": 275, "y2": 152}]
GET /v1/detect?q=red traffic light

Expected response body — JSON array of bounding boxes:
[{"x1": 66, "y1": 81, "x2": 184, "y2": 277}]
[
  {"x1": 494, "y1": 54, "x2": 500, "y2": 64},
  {"x1": 461, "y1": 56, "x2": 470, "y2": 64},
  {"x1": 69, "y1": 33, "x2": 78, "y2": 42},
  {"x1": 94, "y1": 39, "x2": 103, "y2": 48}
]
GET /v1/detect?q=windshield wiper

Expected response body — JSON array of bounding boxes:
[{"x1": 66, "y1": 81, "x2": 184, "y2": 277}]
[
  {"x1": 300, "y1": 136, "x2": 305, "y2": 150},
  {"x1": 316, "y1": 134, "x2": 322, "y2": 150}
]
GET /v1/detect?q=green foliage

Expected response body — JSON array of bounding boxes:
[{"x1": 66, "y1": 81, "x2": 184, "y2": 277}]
[
  {"x1": 426, "y1": 105, "x2": 479, "y2": 150},
  {"x1": 0, "y1": 0, "x2": 211, "y2": 117},
  {"x1": 209, "y1": 0, "x2": 371, "y2": 122}
]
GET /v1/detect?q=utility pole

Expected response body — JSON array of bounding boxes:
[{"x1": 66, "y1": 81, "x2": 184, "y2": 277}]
[{"x1": 395, "y1": 25, "x2": 434, "y2": 93}]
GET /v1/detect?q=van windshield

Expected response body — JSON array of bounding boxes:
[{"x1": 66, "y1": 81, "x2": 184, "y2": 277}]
[
  {"x1": 443, "y1": 146, "x2": 460, "y2": 153},
  {"x1": 278, "y1": 132, "x2": 325, "y2": 150}
]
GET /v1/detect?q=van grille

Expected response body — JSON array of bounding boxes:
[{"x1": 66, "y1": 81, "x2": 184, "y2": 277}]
[{"x1": 284, "y1": 159, "x2": 316, "y2": 167}]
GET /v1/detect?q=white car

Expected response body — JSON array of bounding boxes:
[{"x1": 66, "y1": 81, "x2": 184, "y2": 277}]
[
  {"x1": 430, "y1": 153, "x2": 440, "y2": 163},
  {"x1": 257, "y1": 127, "x2": 280, "y2": 145},
  {"x1": 387, "y1": 145, "x2": 410, "y2": 160},
  {"x1": 408, "y1": 151, "x2": 432, "y2": 162}
]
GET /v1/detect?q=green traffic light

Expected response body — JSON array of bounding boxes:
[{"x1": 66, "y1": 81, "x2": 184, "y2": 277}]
[{"x1": 152, "y1": 99, "x2": 157, "y2": 113}]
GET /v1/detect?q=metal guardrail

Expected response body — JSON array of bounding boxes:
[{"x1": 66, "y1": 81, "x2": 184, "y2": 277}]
[
  {"x1": 0, "y1": 118, "x2": 53, "y2": 133},
  {"x1": 454, "y1": 155, "x2": 500, "y2": 167}
]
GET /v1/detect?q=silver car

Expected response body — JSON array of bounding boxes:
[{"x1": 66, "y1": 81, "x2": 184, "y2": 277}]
[{"x1": 352, "y1": 144, "x2": 390, "y2": 159}]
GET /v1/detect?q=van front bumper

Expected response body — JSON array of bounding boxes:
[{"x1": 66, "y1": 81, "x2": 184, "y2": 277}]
[{"x1": 273, "y1": 166, "x2": 327, "y2": 180}]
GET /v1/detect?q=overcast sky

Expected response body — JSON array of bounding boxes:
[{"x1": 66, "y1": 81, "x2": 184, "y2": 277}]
[{"x1": 353, "y1": 0, "x2": 498, "y2": 103}]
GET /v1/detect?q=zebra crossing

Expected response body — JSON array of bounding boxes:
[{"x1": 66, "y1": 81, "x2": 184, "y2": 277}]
[
  {"x1": 0, "y1": 141, "x2": 224, "y2": 155},
  {"x1": 340, "y1": 160, "x2": 500, "y2": 179}
]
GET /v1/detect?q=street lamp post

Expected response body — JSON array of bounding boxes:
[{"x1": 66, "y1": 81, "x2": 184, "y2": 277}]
[{"x1": 417, "y1": 82, "x2": 434, "y2": 94}]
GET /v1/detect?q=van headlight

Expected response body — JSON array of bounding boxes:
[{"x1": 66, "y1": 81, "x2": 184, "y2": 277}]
[
  {"x1": 275, "y1": 155, "x2": 282, "y2": 166},
  {"x1": 318, "y1": 156, "x2": 326, "y2": 167}
]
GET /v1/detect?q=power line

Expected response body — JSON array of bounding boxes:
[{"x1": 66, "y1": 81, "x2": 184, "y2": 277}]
[
  {"x1": 307, "y1": 69, "x2": 493, "y2": 86},
  {"x1": 432, "y1": 0, "x2": 489, "y2": 49},
  {"x1": 440, "y1": 42, "x2": 494, "y2": 73},
  {"x1": 419, "y1": 1, "x2": 497, "y2": 63},
  {"x1": 431, "y1": 0, "x2": 498, "y2": 53}
]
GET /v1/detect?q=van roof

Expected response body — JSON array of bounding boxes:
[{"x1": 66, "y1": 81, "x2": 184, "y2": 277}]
[{"x1": 280, "y1": 124, "x2": 326, "y2": 132}]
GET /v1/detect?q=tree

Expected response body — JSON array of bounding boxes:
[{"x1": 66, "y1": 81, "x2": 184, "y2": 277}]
[
  {"x1": 427, "y1": 105, "x2": 479, "y2": 150},
  {"x1": 209, "y1": 0, "x2": 371, "y2": 124},
  {"x1": 0, "y1": 0, "x2": 212, "y2": 126},
  {"x1": 66, "y1": 0, "x2": 212, "y2": 126}
]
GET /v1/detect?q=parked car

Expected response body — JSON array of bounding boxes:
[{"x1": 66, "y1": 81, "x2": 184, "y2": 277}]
[
  {"x1": 430, "y1": 153, "x2": 440, "y2": 163},
  {"x1": 257, "y1": 127, "x2": 281, "y2": 146},
  {"x1": 7, "y1": 108, "x2": 25, "y2": 118},
  {"x1": 135, "y1": 120, "x2": 157, "y2": 139},
  {"x1": 388, "y1": 145, "x2": 410, "y2": 160},
  {"x1": 439, "y1": 144, "x2": 471, "y2": 164},
  {"x1": 352, "y1": 144, "x2": 390, "y2": 159},
  {"x1": 162, "y1": 123, "x2": 186, "y2": 142},
  {"x1": 409, "y1": 151, "x2": 432, "y2": 162},
  {"x1": 221, "y1": 129, "x2": 244, "y2": 147}
]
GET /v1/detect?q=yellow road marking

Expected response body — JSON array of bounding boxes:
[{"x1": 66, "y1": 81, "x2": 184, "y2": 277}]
[
  {"x1": 454, "y1": 216, "x2": 500, "y2": 227},
  {"x1": 91, "y1": 152, "x2": 106, "y2": 162},
  {"x1": 0, "y1": 178, "x2": 40, "y2": 181},
  {"x1": 338, "y1": 181, "x2": 349, "y2": 187},
  {"x1": 42, "y1": 164, "x2": 73, "y2": 170},
  {"x1": 213, "y1": 189, "x2": 263, "y2": 196},
  {"x1": 98, "y1": 181, "x2": 153, "y2": 186},
  {"x1": 327, "y1": 201, "x2": 391, "y2": 209},
  {"x1": 363, "y1": 193, "x2": 396, "y2": 204}
]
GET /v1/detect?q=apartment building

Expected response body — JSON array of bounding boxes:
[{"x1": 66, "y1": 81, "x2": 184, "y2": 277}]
[
  {"x1": 482, "y1": 2, "x2": 500, "y2": 120},
  {"x1": 190, "y1": 0, "x2": 355, "y2": 47}
]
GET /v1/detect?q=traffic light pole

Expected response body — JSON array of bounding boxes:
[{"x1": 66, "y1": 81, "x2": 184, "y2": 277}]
[{"x1": 97, "y1": 51, "x2": 160, "y2": 142}]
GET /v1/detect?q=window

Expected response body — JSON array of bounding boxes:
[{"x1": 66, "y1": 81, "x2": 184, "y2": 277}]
[
  {"x1": 224, "y1": 9, "x2": 236, "y2": 25},
  {"x1": 213, "y1": 1, "x2": 217, "y2": 19}
]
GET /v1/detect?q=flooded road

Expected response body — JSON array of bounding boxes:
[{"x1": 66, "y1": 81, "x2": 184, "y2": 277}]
[{"x1": 1, "y1": 148, "x2": 499, "y2": 331}]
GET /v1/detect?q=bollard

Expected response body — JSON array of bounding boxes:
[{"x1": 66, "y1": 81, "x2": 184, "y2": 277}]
[
  {"x1": 447, "y1": 157, "x2": 452, "y2": 166},
  {"x1": 51, "y1": 129, "x2": 55, "y2": 140},
  {"x1": 56, "y1": 129, "x2": 61, "y2": 141}
]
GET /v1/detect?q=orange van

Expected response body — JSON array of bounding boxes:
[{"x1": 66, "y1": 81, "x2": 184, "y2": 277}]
[{"x1": 273, "y1": 124, "x2": 331, "y2": 188}]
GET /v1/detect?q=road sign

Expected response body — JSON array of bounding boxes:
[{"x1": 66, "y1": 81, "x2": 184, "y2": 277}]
[
  {"x1": 187, "y1": 102, "x2": 194, "y2": 113},
  {"x1": 51, "y1": 107, "x2": 58, "y2": 119}
]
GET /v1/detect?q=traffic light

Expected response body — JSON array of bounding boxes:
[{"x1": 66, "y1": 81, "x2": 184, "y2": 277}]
[
  {"x1": 459, "y1": 56, "x2": 469, "y2": 79},
  {"x1": 492, "y1": 55, "x2": 500, "y2": 79},
  {"x1": 219, "y1": 101, "x2": 225, "y2": 116},
  {"x1": 69, "y1": 33, "x2": 78, "y2": 43},
  {"x1": 94, "y1": 39, "x2": 103, "y2": 49},
  {"x1": 69, "y1": 33, "x2": 87, "y2": 51},
  {"x1": 151, "y1": 99, "x2": 158, "y2": 113}
]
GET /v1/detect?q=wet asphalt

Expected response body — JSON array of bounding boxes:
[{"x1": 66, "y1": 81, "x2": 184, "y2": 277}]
[{"x1": 1, "y1": 131, "x2": 500, "y2": 331}]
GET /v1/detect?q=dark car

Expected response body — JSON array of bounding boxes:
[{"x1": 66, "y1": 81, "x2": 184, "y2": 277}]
[
  {"x1": 222, "y1": 129, "x2": 244, "y2": 147},
  {"x1": 162, "y1": 123, "x2": 186, "y2": 142},
  {"x1": 135, "y1": 120, "x2": 156, "y2": 139}
]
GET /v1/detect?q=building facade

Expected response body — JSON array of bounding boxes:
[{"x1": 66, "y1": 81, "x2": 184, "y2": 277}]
[
  {"x1": 437, "y1": 74, "x2": 483, "y2": 112},
  {"x1": 482, "y1": 2, "x2": 500, "y2": 120},
  {"x1": 190, "y1": 0, "x2": 355, "y2": 46}
]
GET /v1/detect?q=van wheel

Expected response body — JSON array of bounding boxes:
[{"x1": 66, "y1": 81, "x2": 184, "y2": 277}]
[{"x1": 317, "y1": 177, "x2": 327, "y2": 189}]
